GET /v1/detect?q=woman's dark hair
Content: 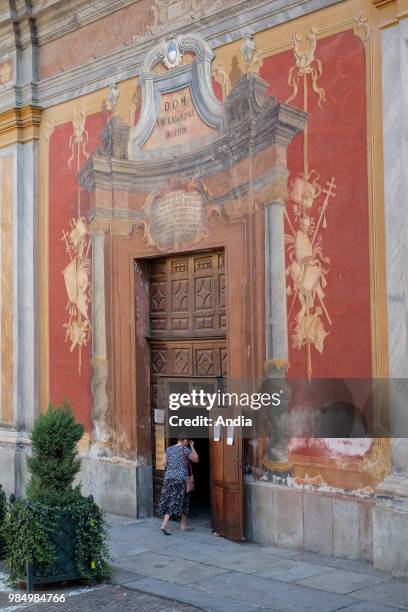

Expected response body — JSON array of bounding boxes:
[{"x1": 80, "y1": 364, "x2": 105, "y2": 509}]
[{"x1": 177, "y1": 431, "x2": 188, "y2": 442}]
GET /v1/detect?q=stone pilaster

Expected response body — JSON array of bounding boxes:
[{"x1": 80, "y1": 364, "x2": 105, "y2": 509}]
[
  {"x1": 373, "y1": 15, "x2": 408, "y2": 577},
  {"x1": 89, "y1": 224, "x2": 112, "y2": 457},
  {"x1": 0, "y1": 119, "x2": 41, "y2": 496}
]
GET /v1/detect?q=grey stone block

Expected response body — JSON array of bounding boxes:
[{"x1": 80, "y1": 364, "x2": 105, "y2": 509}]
[
  {"x1": 110, "y1": 567, "x2": 144, "y2": 586},
  {"x1": 350, "y1": 579, "x2": 408, "y2": 609},
  {"x1": 372, "y1": 501, "x2": 393, "y2": 573},
  {"x1": 273, "y1": 486, "x2": 303, "y2": 549},
  {"x1": 340, "y1": 602, "x2": 402, "y2": 612},
  {"x1": 332, "y1": 498, "x2": 360, "y2": 559},
  {"x1": 295, "y1": 568, "x2": 383, "y2": 595},
  {"x1": 194, "y1": 571, "x2": 354, "y2": 611},
  {"x1": 303, "y1": 493, "x2": 333, "y2": 555},
  {"x1": 0, "y1": 442, "x2": 30, "y2": 498},
  {"x1": 79, "y1": 456, "x2": 138, "y2": 517},
  {"x1": 245, "y1": 480, "x2": 253, "y2": 540},
  {"x1": 245, "y1": 481, "x2": 274, "y2": 545},
  {"x1": 358, "y1": 501, "x2": 373, "y2": 562},
  {"x1": 125, "y1": 577, "x2": 262, "y2": 611},
  {"x1": 255, "y1": 559, "x2": 335, "y2": 582},
  {"x1": 389, "y1": 506, "x2": 408, "y2": 577},
  {"x1": 123, "y1": 551, "x2": 230, "y2": 585},
  {"x1": 136, "y1": 464, "x2": 153, "y2": 517},
  {"x1": 293, "y1": 551, "x2": 384, "y2": 576}
]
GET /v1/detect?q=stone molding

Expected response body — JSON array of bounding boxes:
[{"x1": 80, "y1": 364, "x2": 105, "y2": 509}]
[
  {"x1": 377, "y1": 474, "x2": 408, "y2": 499},
  {"x1": 0, "y1": 428, "x2": 31, "y2": 447},
  {"x1": 0, "y1": 105, "x2": 42, "y2": 146}
]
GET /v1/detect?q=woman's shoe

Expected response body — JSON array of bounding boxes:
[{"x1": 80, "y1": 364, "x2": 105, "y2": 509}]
[
  {"x1": 180, "y1": 525, "x2": 192, "y2": 531},
  {"x1": 161, "y1": 526, "x2": 171, "y2": 535}
]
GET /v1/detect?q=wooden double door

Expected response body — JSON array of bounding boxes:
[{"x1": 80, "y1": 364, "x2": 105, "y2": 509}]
[{"x1": 149, "y1": 250, "x2": 244, "y2": 540}]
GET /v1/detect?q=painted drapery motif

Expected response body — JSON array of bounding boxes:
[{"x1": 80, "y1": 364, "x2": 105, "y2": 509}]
[{"x1": 62, "y1": 106, "x2": 91, "y2": 375}]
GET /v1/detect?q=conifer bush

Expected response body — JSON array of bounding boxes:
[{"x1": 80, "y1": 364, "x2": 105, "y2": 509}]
[
  {"x1": 26, "y1": 400, "x2": 84, "y2": 505},
  {"x1": 1, "y1": 401, "x2": 111, "y2": 584},
  {"x1": 0, "y1": 484, "x2": 7, "y2": 557}
]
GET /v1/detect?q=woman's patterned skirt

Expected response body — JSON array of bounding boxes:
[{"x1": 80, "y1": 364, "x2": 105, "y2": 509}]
[{"x1": 157, "y1": 478, "x2": 189, "y2": 517}]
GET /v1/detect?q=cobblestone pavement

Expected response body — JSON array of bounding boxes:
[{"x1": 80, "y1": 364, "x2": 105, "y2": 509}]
[
  {"x1": 0, "y1": 582, "x2": 200, "y2": 611},
  {"x1": 1, "y1": 514, "x2": 408, "y2": 611}
]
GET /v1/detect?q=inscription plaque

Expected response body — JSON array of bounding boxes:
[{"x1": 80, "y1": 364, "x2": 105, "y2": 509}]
[
  {"x1": 141, "y1": 177, "x2": 209, "y2": 251},
  {"x1": 143, "y1": 87, "x2": 215, "y2": 150}
]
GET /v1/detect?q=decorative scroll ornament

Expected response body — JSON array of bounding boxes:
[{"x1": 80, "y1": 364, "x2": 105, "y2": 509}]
[
  {"x1": 241, "y1": 33, "x2": 262, "y2": 75},
  {"x1": 354, "y1": 13, "x2": 370, "y2": 42},
  {"x1": 64, "y1": 106, "x2": 92, "y2": 375},
  {"x1": 286, "y1": 26, "x2": 326, "y2": 109}
]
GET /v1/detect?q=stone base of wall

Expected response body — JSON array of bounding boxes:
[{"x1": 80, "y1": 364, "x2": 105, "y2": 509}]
[
  {"x1": 0, "y1": 430, "x2": 31, "y2": 498},
  {"x1": 245, "y1": 480, "x2": 374, "y2": 562},
  {"x1": 373, "y1": 475, "x2": 408, "y2": 577},
  {"x1": 79, "y1": 456, "x2": 153, "y2": 519}
]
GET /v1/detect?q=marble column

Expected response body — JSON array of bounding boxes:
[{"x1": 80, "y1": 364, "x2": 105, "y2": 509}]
[
  {"x1": 90, "y1": 228, "x2": 111, "y2": 457},
  {"x1": 373, "y1": 18, "x2": 408, "y2": 576}
]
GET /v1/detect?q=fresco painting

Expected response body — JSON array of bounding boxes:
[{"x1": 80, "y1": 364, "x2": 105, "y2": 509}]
[{"x1": 46, "y1": 25, "x2": 375, "y2": 487}]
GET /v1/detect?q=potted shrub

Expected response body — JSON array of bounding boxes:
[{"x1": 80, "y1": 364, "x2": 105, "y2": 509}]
[{"x1": 1, "y1": 401, "x2": 111, "y2": 589}]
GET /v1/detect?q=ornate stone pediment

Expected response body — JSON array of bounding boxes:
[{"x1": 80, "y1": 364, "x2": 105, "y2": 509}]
[
  {"x1": 130, "y1": 34, "x2": 224, "y2": 157},
  {"x1": 79, "y1": 33, "x2": 306, "y2": 252}
]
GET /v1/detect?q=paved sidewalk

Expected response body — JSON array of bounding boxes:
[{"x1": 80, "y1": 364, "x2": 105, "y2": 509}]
[{"x1": 108, "y1": 514, "x2": 408, "y2": 612}]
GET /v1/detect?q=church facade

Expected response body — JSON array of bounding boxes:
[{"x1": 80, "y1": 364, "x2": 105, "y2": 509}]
[{"x1": 0, "y1": 0, "x2": 407, "y2": 575}]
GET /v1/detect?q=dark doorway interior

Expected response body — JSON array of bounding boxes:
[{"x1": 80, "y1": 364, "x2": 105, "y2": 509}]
[{"x1": 188, "y1": 437, "x2": 211, "y2": 518}]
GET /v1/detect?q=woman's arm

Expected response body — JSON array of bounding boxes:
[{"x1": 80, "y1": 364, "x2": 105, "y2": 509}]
[
  {"x1": 162, "y1": 451, "x2": 167, "y2": 468},
  {"x1": 189, "y1": 440, "x2": 199, "y2": 463}
]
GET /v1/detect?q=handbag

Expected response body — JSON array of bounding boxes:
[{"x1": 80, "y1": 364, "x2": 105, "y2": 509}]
[{"x1": 182, "y1": 446, "x2": 195, "y2": 493}]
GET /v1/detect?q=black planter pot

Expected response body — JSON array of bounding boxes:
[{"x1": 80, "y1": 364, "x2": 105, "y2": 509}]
[{"x1": 26, "y1": 510, "x2": 82, "y2": 592}]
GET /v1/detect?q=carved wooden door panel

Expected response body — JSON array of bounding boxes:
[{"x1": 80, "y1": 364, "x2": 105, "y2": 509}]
[{"x1": 149, "y1": 251, "x2": 226, "y2": 337}]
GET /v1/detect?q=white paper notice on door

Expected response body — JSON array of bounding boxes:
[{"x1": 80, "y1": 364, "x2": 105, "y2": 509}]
[
  {"x1": 226, "y1": 425, "x2": 234, "y2": 445},
  {"x1": 213, "y1": 423, "x2": 221, "y2": 442}
]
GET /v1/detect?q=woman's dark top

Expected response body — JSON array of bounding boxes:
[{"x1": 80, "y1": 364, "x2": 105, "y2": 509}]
[{"x1": 164, "y1": 444, "x2": 191, "y2": 482}]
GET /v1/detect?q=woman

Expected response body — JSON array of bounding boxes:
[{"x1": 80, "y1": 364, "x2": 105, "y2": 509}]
[{"x1": 157, "y1": 434, "x2": 199, "y2": 535}]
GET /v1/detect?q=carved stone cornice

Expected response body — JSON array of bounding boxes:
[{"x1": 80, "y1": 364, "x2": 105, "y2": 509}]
[
  {"x1": 0, "y1": 0, "x2": 342, "y2": 112},
  {"x1": 0, "y1": 105, "x2": 42, "y2": 145},
  {"x1": 370, "y1": 0, "x2": 408, "y2": 24},
  {"x1": 79, "y1": 108, "x2": 306, "y2": 193},
  {"x1": 370, "y1": 0, "x2": 395, "y2": 8}
]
